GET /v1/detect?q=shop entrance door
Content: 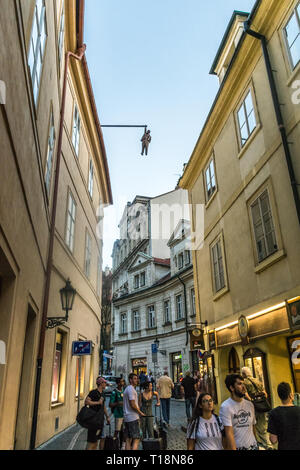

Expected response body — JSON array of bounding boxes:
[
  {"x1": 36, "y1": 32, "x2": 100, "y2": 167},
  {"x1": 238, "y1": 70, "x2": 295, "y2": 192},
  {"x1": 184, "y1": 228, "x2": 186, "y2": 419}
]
[{"x1": 171, "y1": 352, "x2": 182, "y2": 383}]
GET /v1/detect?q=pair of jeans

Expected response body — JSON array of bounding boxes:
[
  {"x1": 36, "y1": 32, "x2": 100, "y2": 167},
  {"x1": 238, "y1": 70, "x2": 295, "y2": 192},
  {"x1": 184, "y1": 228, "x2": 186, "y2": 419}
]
[
  {"x1": 160, "y1": 398, "x2": 170, "y2": 424},
  {"x1": 185, "y1": 397, "x2": 196, "y2": 420}
]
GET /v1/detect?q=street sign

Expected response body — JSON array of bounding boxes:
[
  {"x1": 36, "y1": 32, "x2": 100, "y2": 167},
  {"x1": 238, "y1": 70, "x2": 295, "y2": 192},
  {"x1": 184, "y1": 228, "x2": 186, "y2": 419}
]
[
  {"x1": 151, "y1": 343, "x2": 158, "y2": 353},
  {"x1": 72, "y1": 341, "x2": 92, "y2": 356}
]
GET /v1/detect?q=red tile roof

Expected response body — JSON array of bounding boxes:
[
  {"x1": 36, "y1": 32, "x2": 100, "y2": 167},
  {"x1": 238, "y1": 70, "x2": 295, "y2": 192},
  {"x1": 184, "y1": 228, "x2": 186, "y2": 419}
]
[{"x1": 153, "y1": 258, "x2": 170, "y2": 267}]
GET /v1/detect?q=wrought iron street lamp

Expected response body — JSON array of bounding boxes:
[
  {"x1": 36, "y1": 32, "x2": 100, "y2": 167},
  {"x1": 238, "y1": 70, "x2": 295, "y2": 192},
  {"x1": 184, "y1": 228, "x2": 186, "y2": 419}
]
[{"x1": 46, "y1": 279, "x2": 77, "y2": 329}]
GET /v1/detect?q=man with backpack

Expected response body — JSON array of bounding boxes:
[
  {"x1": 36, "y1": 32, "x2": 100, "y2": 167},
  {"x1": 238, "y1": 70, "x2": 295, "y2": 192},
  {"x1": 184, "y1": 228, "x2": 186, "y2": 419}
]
[{"x1": 84, "y1": 376, "x2": 110, "y2": 450}]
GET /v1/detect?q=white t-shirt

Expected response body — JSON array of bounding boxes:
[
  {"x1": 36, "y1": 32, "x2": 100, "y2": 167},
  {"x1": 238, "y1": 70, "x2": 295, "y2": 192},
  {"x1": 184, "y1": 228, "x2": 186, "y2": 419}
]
[
  {"x1": 123, "y1": 385, "x2": 139, "y2": 423},
  {"x1": 219, "y1": 398, "x2": 257, "y2": 450},
  {"x1": 187, "y1": 415, "x2": 224, "y2": 450}
]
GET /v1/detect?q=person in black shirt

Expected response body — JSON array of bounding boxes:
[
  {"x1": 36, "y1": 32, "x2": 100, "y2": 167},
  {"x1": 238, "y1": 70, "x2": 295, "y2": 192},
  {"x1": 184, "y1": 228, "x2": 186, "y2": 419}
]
[
  {"x1": 180, "y1": 371, "x2": 197, "y2": 424},
  {"x1": 268, "y1": 382, "x2": 300, "y2": 451},
  {"x1": 85, "y1": 376, "x2": 110, "y2": 450}
]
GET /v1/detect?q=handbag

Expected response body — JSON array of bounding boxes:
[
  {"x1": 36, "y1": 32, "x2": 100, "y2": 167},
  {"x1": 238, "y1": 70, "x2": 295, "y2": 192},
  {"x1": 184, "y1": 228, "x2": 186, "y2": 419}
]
[
  {"x1": 76, "y1": 404, "x2": 105, "y2": 430},
  {"x1": 248, "y1": 378, "x2": 272, "y2": 413}
]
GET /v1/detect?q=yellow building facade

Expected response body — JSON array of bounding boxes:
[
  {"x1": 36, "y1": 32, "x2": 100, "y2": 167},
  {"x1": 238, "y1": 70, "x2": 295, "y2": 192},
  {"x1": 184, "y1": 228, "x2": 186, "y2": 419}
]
[
  {"x1": 0, "y1": 0, "x2": 112, "y2": 449},
  {"x1": 180, "y1": 0, "x2": 300, "y2": 410}
]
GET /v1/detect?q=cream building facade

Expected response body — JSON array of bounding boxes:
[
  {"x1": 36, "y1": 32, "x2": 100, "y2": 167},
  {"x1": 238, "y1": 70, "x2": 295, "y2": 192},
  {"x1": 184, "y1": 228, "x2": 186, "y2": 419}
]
[
  {"x1": 0, "y1": 0, "x2": 112, "y2": 449},
  {"x1": 180, "y1": 0, "x2": 300, "y2": 409}
]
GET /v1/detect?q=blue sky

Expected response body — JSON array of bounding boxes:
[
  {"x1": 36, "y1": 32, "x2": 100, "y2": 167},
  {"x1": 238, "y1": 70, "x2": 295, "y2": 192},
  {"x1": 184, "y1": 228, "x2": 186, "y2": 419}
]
[{"x1": 84, "y1": 0, "x2": 256, "y2": 267}]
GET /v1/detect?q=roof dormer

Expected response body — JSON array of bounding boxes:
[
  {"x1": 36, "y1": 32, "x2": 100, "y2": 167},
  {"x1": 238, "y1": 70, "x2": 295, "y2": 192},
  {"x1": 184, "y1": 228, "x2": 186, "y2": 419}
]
[{"x1": 210, "y1": 11, "x2": 249, "y2": 84}]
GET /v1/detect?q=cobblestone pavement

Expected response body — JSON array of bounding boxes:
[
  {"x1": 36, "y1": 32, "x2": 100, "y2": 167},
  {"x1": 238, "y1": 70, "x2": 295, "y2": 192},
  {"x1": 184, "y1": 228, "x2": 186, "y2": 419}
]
[{"x1": 38, "y1": 399, "x2": 187, "y2": 451}]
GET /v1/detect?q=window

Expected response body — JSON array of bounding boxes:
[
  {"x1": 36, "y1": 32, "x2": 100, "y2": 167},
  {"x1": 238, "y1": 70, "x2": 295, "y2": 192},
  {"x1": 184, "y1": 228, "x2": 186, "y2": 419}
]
[
  {"x1": 250, "y1": 190, "x2": 278, "y2": 263},
  {"x1": 205, "y1": 159, "x2": 217, "y2": 201},
  {"x1": 185, "y1": 250, "x2": 191, "y2": 265},
  {"x1": 51, "y1": 332, "x2": 63, "y2": 403},
  {"x1": 140, "y1": 272, "x2": 145, "y2": 287},
  {"x1": 237, "y1": 91, "x2": 257, "y2": 147},
  {"x1": 28, "y1": 0, "x2": 47, "y2": 103},
  {"x1": 88, "y1": 159, "x2": 94, "y2": 198},
  {"x1": 284, "y1": 4, "x2": 300, "y2": 69},
  {"x1": 164, "y1": 300, "x2": 171, "y2": 324},
  {"x1": 211, "y1": 238, "x2": 226, "y2": 293},
  {"x1": 75, "y1": 356, "x2": 85, "y2": 398},
  {"x1": 132, "y1": 310, "x2": 140, "y2": 332},
  {"x1": 191, "y1": 289, "x2": 196, "y2": 316},
  {"x1": 120, "y1": 313, "x2": 127, "y2": 334},
  {"x1": 72, "y1": 105, "x2": 81, "y2": 156},
  {"x1": 176, "y1": 295, "x2": 184, "y2": 320},
  {"x1": 244, "y1": 348, "x2": 270, "y2": 397},
  {"x1": 97, "y1": 256, "x2": 101, "y2": 297},
  {"x1": 65, "y1": 192, "x2": 76, "y2": 252},
  {"x1": 288, "y1": 336, "x2": 300, "y2": 393},
  {"x1": 45, "y1": 110, "x2": 55, "y2": 196},
  {"x1": 178, "y1": 253, "x2": 184, "y2": 270},
  {"x1": 148, "y1": 306, "x2": 155, "y2": 328},
  {"x1": 134, "y1": 275, "x2": 139, "y2": 289},
  {"x1": 58, "y1": 0, "x2": 65, "y2": 66},
  {"x1": 84, "y1": 231, "x2": 92, "y2": 278}
]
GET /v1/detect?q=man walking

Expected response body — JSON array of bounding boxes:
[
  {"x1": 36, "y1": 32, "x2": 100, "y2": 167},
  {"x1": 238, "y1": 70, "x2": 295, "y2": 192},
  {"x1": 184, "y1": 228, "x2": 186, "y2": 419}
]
[
  {"x1": 85, "y1": 376, "x2": 110, "y2": 450},
  {"x1": 219, "y1": 374, "x2": 258, "y2": 450},
  {"x1": 180, "y1": 371, "x2": 197, "y2": 423},
  {"x1": 157, "y1": 371, "x2": 174, "y2": 425},
  {"x1": 123, "y1": 373, "x2": 145, "y2": 450},
  {"x1": 109, "y1": 377, "x2": 125, "y2": 449},
  {"x1": 268, "y1": 382, "x2": 300, "y2": 450},
  {"x1": 241, "y1": 367, "x2": 272, "y2": 450}
]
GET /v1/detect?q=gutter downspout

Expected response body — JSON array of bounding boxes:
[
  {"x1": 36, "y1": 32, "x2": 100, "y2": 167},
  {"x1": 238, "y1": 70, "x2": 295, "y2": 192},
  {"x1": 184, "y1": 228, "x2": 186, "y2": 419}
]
[
  {"x1": 244, "y1": 21, "x2": 300, "y2": 227},
  {"x1": 30, "y1": 45, "x2": 86, "y2": 450},
  {"x1": 177, "y1": 274, "x2": 189, "y2": 347}
]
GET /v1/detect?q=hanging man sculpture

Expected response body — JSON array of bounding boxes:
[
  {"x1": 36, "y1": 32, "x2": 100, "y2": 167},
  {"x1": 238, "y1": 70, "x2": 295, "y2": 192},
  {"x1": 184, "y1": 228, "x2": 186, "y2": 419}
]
[{"x1": 141, "y1": 128, "x2": 151, "y2": 156}]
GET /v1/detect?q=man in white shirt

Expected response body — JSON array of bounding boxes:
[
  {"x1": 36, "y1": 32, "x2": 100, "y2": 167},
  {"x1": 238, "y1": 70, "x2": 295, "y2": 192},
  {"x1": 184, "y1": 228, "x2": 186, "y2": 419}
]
[
  {"x1": 123, "y1": 373, "x2": 145, "y2": 450},
  {"x1": 219, "y1": 374, "x2": 258, "y2": 450}
]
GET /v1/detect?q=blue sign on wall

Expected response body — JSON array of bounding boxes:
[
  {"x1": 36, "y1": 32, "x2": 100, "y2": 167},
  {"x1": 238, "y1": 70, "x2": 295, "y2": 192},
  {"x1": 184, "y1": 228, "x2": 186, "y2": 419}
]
[
  {"x1": 72, "y1": 341, "x2": 92, "y2": 356},
  {"x1": 151, "y1": 343, "x2": 158, "y2": 354}
]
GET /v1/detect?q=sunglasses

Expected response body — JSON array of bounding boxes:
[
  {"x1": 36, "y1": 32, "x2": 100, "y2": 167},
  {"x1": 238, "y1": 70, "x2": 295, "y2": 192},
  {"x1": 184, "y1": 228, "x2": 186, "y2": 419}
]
[{"x1": 202, "y1": 398, "x2": 213, "y2": 404}]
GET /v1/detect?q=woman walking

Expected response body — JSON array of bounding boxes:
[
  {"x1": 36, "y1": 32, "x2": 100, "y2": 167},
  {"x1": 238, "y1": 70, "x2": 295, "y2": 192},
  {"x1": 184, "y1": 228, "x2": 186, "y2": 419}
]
[
  {"x1": 139, "y1": 382, "x2": 160, "y2": 438},
  {"x1": 187, "y1": 393, "x2": 225, "y2": 450}
]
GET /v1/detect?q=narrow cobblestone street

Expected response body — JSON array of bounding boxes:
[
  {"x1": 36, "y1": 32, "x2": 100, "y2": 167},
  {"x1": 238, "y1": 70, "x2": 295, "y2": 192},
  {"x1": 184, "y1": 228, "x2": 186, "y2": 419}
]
[{"x1": 38, "y1": 399, "x2": 187, "y2": 451}]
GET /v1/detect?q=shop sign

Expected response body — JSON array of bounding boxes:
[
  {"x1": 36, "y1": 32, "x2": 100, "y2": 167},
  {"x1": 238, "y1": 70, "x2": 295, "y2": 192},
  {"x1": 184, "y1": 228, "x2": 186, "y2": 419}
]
[
  {"x1": 208, "y1": 331, "x2": 217, "y2": 351},
  {"x1": 174, "y1": 354, "x2": 182, "y2": 360},
  {"x1": 190, "y1": 328, "x2": 205, "y2": 350},
  {"x1": 132, "y1": 358, "x2": 147, "y2": 367},
  {"x1": 287, "y1": 298, "x2": 300, "y2": 331}
]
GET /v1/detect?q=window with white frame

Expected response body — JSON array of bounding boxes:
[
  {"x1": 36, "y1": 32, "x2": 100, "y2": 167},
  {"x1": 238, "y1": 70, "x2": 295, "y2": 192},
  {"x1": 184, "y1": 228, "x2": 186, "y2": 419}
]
[
  {"x1": 65, "y1": 192, "x2": 76, "y2": 252},
  {"x1": 120, "y1": 313, "x2": 127, "y2": 334},
  {"x1": 176, "y1": 295, "x2": 184, "y2": 320},
  {"x1": 185, "y1": 250, "x2": 191, "y2": 265},
  {"x1": 134, "y1": 275, "x2": 139, "y2": 289},
  {"x1": 58, "y1": 0, "x2": 65, "y2": 66},
  {"x1": 250, "y1": 189, "x2": 278, "y2": 263},
  {"x1": 205, "y1": 158, "x2": 217, "y2": 201},
  {"x1": 237, "y1": 90, "x2": 257, "y2": 147},
  {"x1": 164, "y1": 300, "x2": 171, "y2": 324},
  {"x1": 191, "y1": 289, "x2": 196, "y2": 316},
  {"x1": 45, "y1": 110, "x2": 55, "y2": 196},
  {"x1": 88, "y1": 159, "x2": 94, "y2": 198},
  {"x1": 84, "y1": 231, "x2": 92, "y2": 278},
  {"x1": 28, "y1": 0, "x2": 47, "y2": 103},
  {"x1": 148, "y1": 306, "x2": 155, "y2": 328},
  {"x1": 132, "y1": 310, "x2": 140, "y2": 332},
  {"x1": 211, "y1": 238, "x2": 226, "y2": 293},
  {"x1": 140, "y1": 272, "x2": 145, "y2": 287},
  {"x1": 284, "y1": 4, "x2": 300, "y2": 69},
  {"x1": 178, "y1": 253, "x2": 184, "y2": 269},
  {"x1": 72, "y1": 105, "x2": 81, "y2": 156}
]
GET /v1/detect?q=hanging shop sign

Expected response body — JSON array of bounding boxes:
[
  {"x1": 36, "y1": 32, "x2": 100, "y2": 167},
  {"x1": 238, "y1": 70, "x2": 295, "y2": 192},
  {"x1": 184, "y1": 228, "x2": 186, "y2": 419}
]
[
  {"x1": 208, "y1": 330, "x2": 217, "y2": 351},
  {"x1": 190, "y1": 328, "x2": 205, "y2": 350}
]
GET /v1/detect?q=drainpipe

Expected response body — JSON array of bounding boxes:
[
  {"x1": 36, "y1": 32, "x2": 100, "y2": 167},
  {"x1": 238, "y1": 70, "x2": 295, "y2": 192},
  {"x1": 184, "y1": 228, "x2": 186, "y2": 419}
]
[
  {"x1": 30, "y1": 45, "x2": 86, "y2": 450},
  {"x1": 177, "y1": 274, "x2": 189, "y2": 347},
  {"x1": 244, "y1": 21, "x2": 300, "y2": 227}
]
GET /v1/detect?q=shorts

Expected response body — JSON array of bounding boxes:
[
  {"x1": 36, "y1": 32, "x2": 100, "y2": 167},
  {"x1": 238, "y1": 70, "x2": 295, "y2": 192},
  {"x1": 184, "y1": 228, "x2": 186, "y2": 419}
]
[
  {"x1": 124, "y1": 420, "x2": 140, "y2": 439},
  {"x1": 115, "y1": 417, "x2": 124, "y2": 432},
  {"x1": 87, "y1": 427, "x2": 105, "y2": 443}
]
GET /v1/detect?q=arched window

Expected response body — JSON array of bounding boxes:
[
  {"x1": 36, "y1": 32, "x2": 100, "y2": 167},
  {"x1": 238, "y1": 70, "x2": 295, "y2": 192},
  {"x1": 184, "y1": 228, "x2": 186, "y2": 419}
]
[{"x1": 228, "y1": 348, "x2": 240, "y2": 374}]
